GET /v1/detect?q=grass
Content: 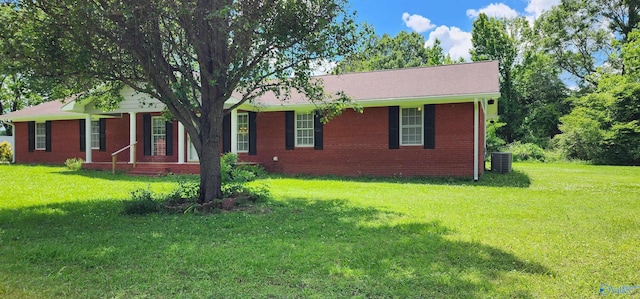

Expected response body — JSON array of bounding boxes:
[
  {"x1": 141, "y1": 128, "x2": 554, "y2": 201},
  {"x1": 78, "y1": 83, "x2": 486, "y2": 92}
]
[{"x1": 0, "y1": 163, "x2": 638, "y2": 298}]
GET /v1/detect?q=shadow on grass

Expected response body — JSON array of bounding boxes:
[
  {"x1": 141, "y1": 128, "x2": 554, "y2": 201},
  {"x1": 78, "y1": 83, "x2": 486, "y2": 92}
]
[
  {"x1": 0, "y1": 195, "x2": 548, "y2": 298},
  {"x1": 54, "y1": 168, "x2": 198, "y2": 183},
  {"x1": 47, "y1": 163, "x2": 531, "y2": 188},
  {"x1": 277, "y1": 169, "x2": 532, "y2": 188}
]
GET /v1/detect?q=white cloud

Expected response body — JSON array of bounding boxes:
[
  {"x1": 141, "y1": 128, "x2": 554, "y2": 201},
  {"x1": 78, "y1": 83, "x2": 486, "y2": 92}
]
[
  {"x1": 426, "y1": 26, "x2": 473, "y2": 61},
  {"x1": 525, "y1": 0, "x2": 560, "y2": 18},
  {"x1": 402, "y1": 12, "x2": 436, "y2": 33},
  {"x1": 466, "y1": 3, "x2": 518, "y2": 19},
  {"x1": 309, "y1": 59, "x2": 337, "y2": 76}
]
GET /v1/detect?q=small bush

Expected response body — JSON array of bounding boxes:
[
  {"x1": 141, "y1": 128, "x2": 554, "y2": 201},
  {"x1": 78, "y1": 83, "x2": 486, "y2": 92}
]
[
  {"x1": 505, "y1": 142, "x2": 546, "y2": 162},
  {"x1": 65, "y1": 157, "x2": 84, "y2": 171},
  {"x1": 123, "y1": 188, "x2": 161, "y2": 215},
  {"x1": 165, "y1": 180, "x2": 200, "y2": 205},
  {"x1": 0, "y1": 141, "x2": 12, "y2": 163}
]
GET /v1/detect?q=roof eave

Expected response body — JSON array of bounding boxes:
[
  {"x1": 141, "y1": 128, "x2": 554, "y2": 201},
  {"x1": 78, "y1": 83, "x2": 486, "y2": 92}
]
[{"x1": 244, "y1": 92, "x2": 501, "y2": 112}]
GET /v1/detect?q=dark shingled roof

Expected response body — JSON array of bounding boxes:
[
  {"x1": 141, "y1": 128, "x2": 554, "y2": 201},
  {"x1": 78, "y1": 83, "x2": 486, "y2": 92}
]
[
  {"x1": 2, "y1": 61, "x2": 499, "y2": 121},
  {"x1": 252, "y1": 60, "x2": 500, "y2": 106}
]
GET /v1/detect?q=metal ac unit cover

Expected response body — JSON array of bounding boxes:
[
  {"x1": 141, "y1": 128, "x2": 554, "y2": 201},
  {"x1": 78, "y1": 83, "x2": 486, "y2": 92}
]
[{"x1": 491, "y1": 152, "x2": 512, "y2": 174}]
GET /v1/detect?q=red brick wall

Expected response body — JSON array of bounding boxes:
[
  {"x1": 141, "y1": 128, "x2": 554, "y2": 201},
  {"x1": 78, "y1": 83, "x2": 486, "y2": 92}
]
[
  {"x1": 14, "y1": 104, "x2": 485, "y2": 178},
  {"x1": 238, "y1": 103, "x2": 484, "y2": 178},
  {"x1": 13, "y1": 113, "x2": 181, "y2": 164}
]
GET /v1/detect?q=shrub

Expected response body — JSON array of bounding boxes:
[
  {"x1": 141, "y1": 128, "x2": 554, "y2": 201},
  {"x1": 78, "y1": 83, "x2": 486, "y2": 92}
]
[
  {"x1": 486, "y1": 121, "x2": 506, "y2": 153},
  {"x1": 165, "y1": 180, "x2": 200, "y2": 205},
  {"x1": 123, "y1": 187, "x2": 161, "y2": 215},
  {"x1": 505, "y1": 142, "x2": 546, "y2": 162},
  {"x1": 0, "y1": 141, "x2": 12, "y2": 163},
  {"x1": 126, "y1": 153, "x2": 270, "y2": 214},
  {"x1": 65, "y1": 157, "x2": 84, "y2": 171}
]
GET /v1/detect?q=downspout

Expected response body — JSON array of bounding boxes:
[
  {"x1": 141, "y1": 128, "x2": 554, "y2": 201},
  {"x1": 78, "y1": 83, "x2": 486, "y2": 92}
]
[
  {"x1": 481, "y1": 99, "x2": 487, "y2": 167},
  {"x1": 473, "y1": 98, "x2": 479, "y2": 182}
]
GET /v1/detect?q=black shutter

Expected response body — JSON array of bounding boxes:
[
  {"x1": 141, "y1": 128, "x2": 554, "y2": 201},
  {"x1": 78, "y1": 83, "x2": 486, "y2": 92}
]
[
  {"x1": 313, "y1": 113, "x2": 323, "y2": 150},
  {"x1": 99, "y1": 118, "x2": 107, "y2": 152},
  {"x1": 45, "y1": 121, "x2": 52, "y2": 152},
  {"x1": 79, "y1": 120, "x2": 86, "y2": 152},
  {"x1": 424, "y1": 104, "x2": 435, "y2": 149},
  {"x1": 222, "y1": 114, "x2": 231, "y2": 153},
  {"x1": 248, "y1": 112, "x2": 257, "y2": 155},
  {"x1": 389, "y1": 106, "x2": 399, "y2": 149},
  {"x1": 143, "y1": 114, "x2": 151, "y2": 156},
  {"x1": 28, "y1": 121, "x2": 35, "y2": 152},
  {"x1": 165, "y1": 121, "x2": 173, "y2": 156},
  {"x1": 285, "y1": 111, "x2": 294, "y2": 150}
]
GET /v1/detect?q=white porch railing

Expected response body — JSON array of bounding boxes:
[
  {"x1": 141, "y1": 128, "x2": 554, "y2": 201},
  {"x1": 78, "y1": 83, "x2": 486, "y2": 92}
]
[{"x1": 111, "y1": 142, "x2": 137, "y2": 174}]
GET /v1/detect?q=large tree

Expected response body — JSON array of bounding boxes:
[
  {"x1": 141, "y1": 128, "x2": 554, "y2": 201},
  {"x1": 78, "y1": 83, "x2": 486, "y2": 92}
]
[
  {"x1": 4, "y1": 0, "x2": 363, "y2": 202},
  {"x1": 470, "y1": 13, "x2": 518, "y2": 142},
  {"x1": 538, "y1": 0, "x2": 640, "y2": 86},
  {"x1": 333, "y1": 31, "x2": 452, "y2": 74},
  {"x1": 471, "y1": 13, "x2": 568, "y2": 145}
]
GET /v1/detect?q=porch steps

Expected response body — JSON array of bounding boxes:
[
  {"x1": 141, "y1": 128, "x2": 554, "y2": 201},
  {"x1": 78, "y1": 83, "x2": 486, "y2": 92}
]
[{"x1": 127, "y1": 164, "x2": 171, "y2": 176}]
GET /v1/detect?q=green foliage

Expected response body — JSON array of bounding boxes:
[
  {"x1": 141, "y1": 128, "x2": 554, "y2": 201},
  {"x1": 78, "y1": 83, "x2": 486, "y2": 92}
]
[
  {"x1": 219, "y1": 152, "x2": 269, "y2": 201},
  {"x1": 334, "y1": 31, "x2": 451, "y2": 74},
  {"x1": 622, "y1": 28, "x2": 640, "y2": 80},
  {"x1": 504, "y1": 142, "x2": 546, "y2": 162},
  {"x1": 165, "y1": 180, "x2": 200, "y2": 205},
  {"x1": 64, "y1": 157, "x2": 84, "y2": 171},
  {"x1": 486, "y1": 121, "x2": 506, "y2": 153},
  {"x1": 555, "y1": 81, "x2": 640, "y2": 165},
  {"x1": 0, "y1": 141, "x2": 11, "y2": 163},
  {"x1": 123, "y1": 188, "x2": 161, "y2": 215},
  {"x1": 125, "y1": 154, "x2": 270, "y2": 214}
]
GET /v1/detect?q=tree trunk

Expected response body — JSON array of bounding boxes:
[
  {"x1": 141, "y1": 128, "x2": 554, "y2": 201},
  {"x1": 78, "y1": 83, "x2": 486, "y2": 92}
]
[{"x1": 197, "y1": 102, "x2": 225, "y2": 203}]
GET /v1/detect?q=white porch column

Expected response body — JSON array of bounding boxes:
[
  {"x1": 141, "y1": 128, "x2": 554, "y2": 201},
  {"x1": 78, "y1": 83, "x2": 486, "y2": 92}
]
[
  {"x1": 473, "y1": 99, "x2": 479, "y2": 182},
  {"x1": 129, "y1": 112, "x2": 136, "y2": 163},
  {"x1": 230, "y1": 109, "x2": 238, "y2": 153},
  {"x1": 85, "y1": 115, "x2": 93, "y2": 163},
  {"x1": 178, "y1": 121, "x2": 185, "y2": 163}
]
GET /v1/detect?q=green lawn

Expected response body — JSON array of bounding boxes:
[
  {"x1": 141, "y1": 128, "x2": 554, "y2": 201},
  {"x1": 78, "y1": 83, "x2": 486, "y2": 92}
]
[{"x1": 0, "y1": 163, "x2": 638, "y2": 298}]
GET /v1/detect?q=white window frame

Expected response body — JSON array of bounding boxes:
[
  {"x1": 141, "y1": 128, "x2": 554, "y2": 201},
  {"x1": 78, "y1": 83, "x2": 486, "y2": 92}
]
[
  {"x1": 400, "y1": 107, "x2": 423, "y2": 146},
  {"x1": 151, "y1": 116, "x2": 166, "y2": 156},
  {"x1": 91, "y1": 120, "x2": 100, "y2": 149},
  {"x1": 35, "y1": 122, "x2": 46, "y2": 150},
  {"x1": 236, "y1": 112, "x2": 249, "y2": 153},
  {"x1": 295, "y1": 112, "x2": 314, "y2": 147}
]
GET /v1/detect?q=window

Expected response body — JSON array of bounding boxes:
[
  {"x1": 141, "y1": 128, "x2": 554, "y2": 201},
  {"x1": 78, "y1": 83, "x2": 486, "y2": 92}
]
[
  {"x1": 236, "y1": 113, "x2": 249, "y2": 152},
  {"x1": 295, "y1": 112, "x2": 314, "y2": 147},
  {"x1": 91, "y1": 120, "x2": 100, "y2": 149},
  {"x1": 152, "y1": 116, "x2": 166, "y2": 156},
  {"x1": 35, "y1": 123, "x2": 46, "y2": 150},
  {"x1": 401, "y1": 107, "x2": 423, "y2": 146}
]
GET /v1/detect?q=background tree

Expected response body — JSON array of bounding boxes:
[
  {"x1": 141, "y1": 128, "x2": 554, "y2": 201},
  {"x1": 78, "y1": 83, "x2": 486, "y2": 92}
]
[
  {"x1": 471, "y1": 13, "x2": 568, "y2": 146},
  {"x1": 5, "y1": 0, "x2": 363, "y2": 202},
  {"x1": 334, "y1": 31, "x2": 450, "y2": 74},
  {"x1": 554, "y1": 27, "x2": 640, "y2": 165},
  {"x1": 538, "y1": 0, "x2": 639, "y2": 86},
  {"x1": 470, "y1": 13, "x2": 519, "y2": 142}
]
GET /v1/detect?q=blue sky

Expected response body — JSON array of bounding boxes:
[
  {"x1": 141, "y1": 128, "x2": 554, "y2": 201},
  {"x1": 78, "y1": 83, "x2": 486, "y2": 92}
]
[{"x1": 347, "y1": 0, "x2": 560, "y2": 60}]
